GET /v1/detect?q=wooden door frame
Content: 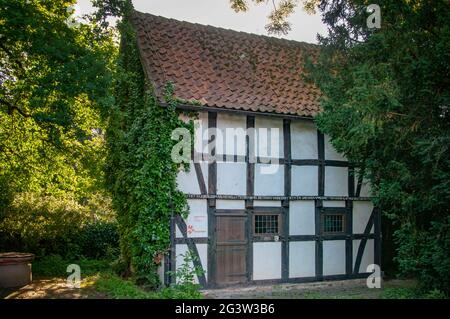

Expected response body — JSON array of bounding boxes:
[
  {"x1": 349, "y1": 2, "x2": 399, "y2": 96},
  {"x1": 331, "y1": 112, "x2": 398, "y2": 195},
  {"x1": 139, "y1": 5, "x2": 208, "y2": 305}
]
[{"x1": 213, "y1": 210, "x2": 248, "y2": 286}]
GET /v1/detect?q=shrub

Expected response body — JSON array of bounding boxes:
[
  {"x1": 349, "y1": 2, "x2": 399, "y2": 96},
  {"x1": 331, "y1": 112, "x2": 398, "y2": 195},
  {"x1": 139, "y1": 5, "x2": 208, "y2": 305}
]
[
  {"x1": 158, "y1": 285, "x2": 202, "y2": 299},
  {"x1": 0, "y1": 192, "x2": 119, "y2": 259},
  {"x1": 162, "y1": 250, "x2": 203, "y2": 298},
  {"x1": 78, "y1": 221, "x2": 119, "y2": 259},
  {"x1": 93, "y1": 272, "x2": 202, "y2": 299},
  {"x1": 422, "y1": 289, "x2": 446, "y2": 299},
  {"x1": 84, "y1": 192, "x2": 116, "y2": 222},
  {"x1": 0, "y1": 193, "x2": 88, "y2": 256},
  {"x1": 94, "y1": 272, "x2": 154, "y2": 299},
  {"x1": 381, "y1": 287, "x2": 417, "y2": 299},
  {"x1": 111, "y1": 256, "x2": 129, "y2": 276},
  {"x1": 394, "y1": 218, "x2": 450, "y2": 296},
  {"x1": 33, "y1": 255, "x2": 111, "y2": 278},
  {"x1": 381, "y1": 285, "x2": 446, "y2": 299}
]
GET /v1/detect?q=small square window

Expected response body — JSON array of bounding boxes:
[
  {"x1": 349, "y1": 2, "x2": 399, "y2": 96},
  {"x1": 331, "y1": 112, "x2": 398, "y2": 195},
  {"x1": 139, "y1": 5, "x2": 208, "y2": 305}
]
[
  {"x1": 254, "y1": 214, "x2": 280, "y2": 235},
  {"x1": 322, "y1": 214, "x2": 345, "y2": 234}
]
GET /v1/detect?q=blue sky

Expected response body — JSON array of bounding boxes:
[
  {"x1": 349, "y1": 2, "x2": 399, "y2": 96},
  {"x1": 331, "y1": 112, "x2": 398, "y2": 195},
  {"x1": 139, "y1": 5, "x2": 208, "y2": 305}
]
[{"x1": 75, "y1": 0, "x2": 327, "y2": 44}]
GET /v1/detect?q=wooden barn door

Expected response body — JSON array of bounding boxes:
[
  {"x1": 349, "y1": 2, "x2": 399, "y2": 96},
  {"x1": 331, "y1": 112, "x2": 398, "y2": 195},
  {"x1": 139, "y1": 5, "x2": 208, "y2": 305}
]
[{"x1": 215, "y1": 213, "x2": 247, "y2": 285}]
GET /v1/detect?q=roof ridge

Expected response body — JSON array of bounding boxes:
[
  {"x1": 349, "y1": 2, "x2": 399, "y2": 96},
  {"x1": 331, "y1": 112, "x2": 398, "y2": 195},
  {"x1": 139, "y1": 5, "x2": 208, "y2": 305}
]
[{"x1": 132, "y1": 9, "x2": 320, "y2": 48}]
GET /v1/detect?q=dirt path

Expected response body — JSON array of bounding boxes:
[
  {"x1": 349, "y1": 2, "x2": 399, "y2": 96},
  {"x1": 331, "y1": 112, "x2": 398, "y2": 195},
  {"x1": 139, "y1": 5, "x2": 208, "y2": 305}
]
[
  {"x1": 2, "y1": 277, "x2": 414, "y2": 299},
  {"x1": 2, "y1": 277, "x2": 107, "y2": 299},
  {"x1": 202, "y1": 279, "x2": 414, "y2": 299}
]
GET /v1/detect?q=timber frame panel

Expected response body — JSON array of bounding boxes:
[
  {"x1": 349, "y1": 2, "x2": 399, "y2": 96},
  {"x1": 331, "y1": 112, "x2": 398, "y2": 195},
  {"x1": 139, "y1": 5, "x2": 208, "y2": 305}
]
[{"x1": 165, "y1": 108, "x2": 382, "y2": 289}]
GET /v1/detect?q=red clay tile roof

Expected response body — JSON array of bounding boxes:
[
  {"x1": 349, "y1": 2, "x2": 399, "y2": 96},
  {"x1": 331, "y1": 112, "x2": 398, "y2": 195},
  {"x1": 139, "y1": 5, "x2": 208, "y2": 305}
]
[{"x1": 131, "y1": 10, "x2": 321, "y2": 117}]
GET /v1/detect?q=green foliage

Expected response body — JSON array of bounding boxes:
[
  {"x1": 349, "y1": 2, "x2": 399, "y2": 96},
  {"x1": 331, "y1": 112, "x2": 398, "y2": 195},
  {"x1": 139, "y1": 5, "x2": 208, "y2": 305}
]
[
  {"x1": 164, "y1": 250, "x2": 204, "y2": 298},
  {"x1": 93, "y1": 272, "x2": 202, "y2": 299},
  {"x1": 157, "y1": 284, "x2": 202, "y2": 299},
  {"x1": 0, "y1": 0, "x2": 115, "y2": 131},
  {"x1": 305, "y1": 0, "x2": 450, "y2": 295},
  {"x1": 394, "y1": 218, "x2": 450, "y2": 294},
  {"x1": 111, "y1": 256, "x2": 129, "y2": 276},
  {"x1": 33, "y1": 255, "x2": 111, "y2": 278},
  {"x1": 0, "y1": 0, "x2": 117, "y2": 257},
  {"x1": 422, "y1": 289, "x2": 447, "y2": 300},
  {"x1": 229, "y1": 0, "x2": 298, "y2": 35},
  {"x1": 94, "y1": 272, "x2": 153, "y2": 299},
  {"x1": 79, "y1": 221, "x2": 120, "y2": 259},
  {"x1": 105, "y1": 3, "x2": 192, "y2": 285},
  {"x1": 380, "y1": 287, "x2": 418, "y2": 299},
  {"x1": 0, "y1": 0, "x2": 115, "y2": 193},
  {"x1": 0, "y1": 193, "x2": 89, "y2": 256},
  {"x1": 0, "y1": 191, "x2": 119, "y2": 258},
  {"x1": 169, "y1": 250, "x2": 205, "y2": 286},
  {"x1": 381, "y1": 287, "x2": 446, "y2": 300}
]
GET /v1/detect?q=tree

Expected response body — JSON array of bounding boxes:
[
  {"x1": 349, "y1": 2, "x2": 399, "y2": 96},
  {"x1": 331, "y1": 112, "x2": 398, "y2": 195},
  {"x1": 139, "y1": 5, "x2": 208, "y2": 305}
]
[
  {"x1": 229, "y1": 0, "x2": 450, "y2": 294},
  {"x1": 311, "y1": 0, "x2": 449, "y2": 295},
  {"x1": 0, "y1": 0, "x2": 117, "y2": 251},
  {"x1": 230, "y1": 0, "x2": 306, "y2": 35},
  {"x1": 0, "y1": 0, "x2": 115, "y2": 197}
]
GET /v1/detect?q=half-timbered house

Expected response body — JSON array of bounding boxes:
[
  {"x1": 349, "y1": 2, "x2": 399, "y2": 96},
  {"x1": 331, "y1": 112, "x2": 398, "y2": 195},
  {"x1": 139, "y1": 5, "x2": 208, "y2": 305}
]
[{"x1": 130, "y1": 11, "x2": 381, "y2": 288}]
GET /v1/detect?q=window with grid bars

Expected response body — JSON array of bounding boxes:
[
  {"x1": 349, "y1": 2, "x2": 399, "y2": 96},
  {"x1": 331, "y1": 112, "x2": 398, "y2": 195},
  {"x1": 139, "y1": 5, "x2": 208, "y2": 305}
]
[
  {"x1": 322, "y1": 214, "x2": 345, "y2": 233},
  {"x1": 254, "y1": 214, "x2": 280, "y2": 235}
]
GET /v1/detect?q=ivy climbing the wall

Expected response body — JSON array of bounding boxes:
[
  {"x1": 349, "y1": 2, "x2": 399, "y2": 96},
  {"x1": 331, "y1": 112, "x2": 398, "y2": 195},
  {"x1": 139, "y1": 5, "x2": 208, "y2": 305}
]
[{"x1": 106, "y1": 8, "x2": 192, "y2": 286}]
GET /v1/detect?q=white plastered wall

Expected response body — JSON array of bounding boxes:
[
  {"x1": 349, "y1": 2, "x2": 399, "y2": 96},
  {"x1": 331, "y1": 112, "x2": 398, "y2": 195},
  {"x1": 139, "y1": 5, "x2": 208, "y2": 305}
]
[
  {"x1": 254, "y1": 116, "x2": 284, "y2": 159},
  {"x1": 216, "y1": 200, "x2": 245, "y2": 209},
  {"x1": 176, "y1": 199, "x2": 208, "y2": 238},
  {"x1": 289, "y1": 241, "x2": 316, "y2": 278},
  {"x1": 324, "y1": 166, "x2": 348, "y2": 197},
  {"x1": 289, "y1": 200, "x2": 315, "y2": 235},
  {"x1": 354, "y1": 174, "x2": 373, "y2": 197},
  {"x1": 352, "y1": 201, "x2": 374, "y2": 234},
  {"x1": 176, "y1": 161, "x2": 208, "y2": 194},
  {"x1": 217, "y1": 162, "x2": 246, "y2": 195},
  {"x1": 353, "y1": 239, "x2": 374, "y2": 273},
  {"x1": 254, "y1": 200, "x2": 282, "y2": 207},
  {"x1": 290, "y1": 120, "x2": 318, "y2": 159},
  {"x1": 253, "y1": 242, "x2": 282, "y2": 280},
  {"x1": 216, "y1": 113, "x2": 246, "y2": 157},
  {"x1": 322, "y1": 240, "x2": 346, "y2": 276},
  {"x1": 352, "y1": 167, "x2": 373, "y2": 197},
  {"x1": 254, "y1": 164, "x2": 284, "y2": 196},
  {"x1": 291, "y1": 165, "x2": 318, "y2": 196},
  {"x1": 323, "y1": 200, "x2": 346, "y2": 207}
]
